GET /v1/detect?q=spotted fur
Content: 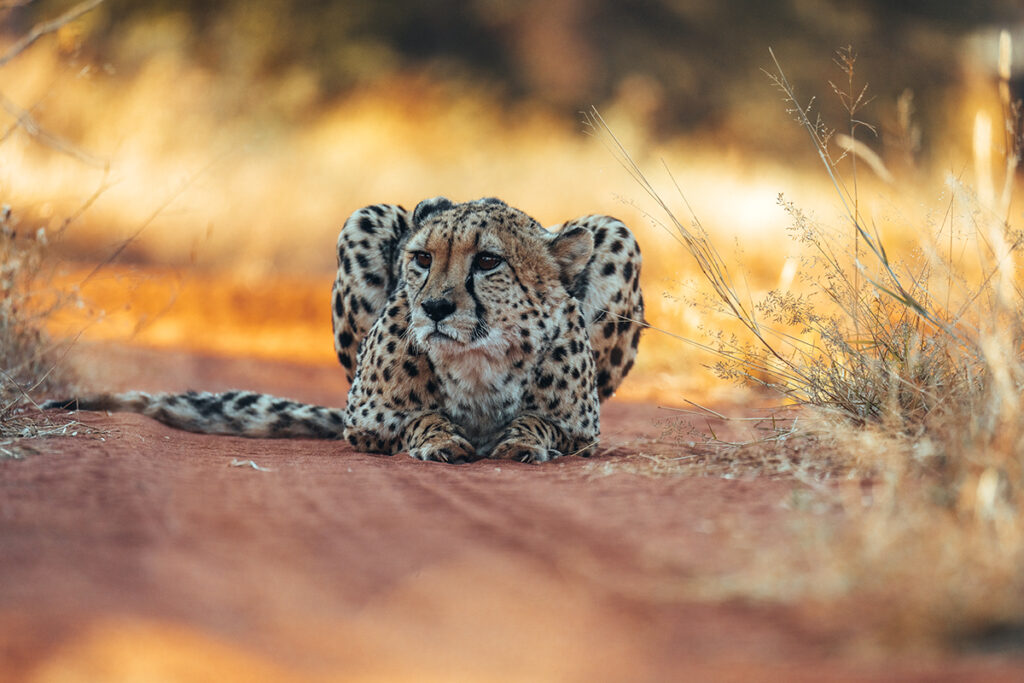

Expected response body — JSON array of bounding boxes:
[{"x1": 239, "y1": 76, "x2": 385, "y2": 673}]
[
  {"x1": 45, "y1": 197, "x2": 644, "y2": 463},
  {"x1": 43, "y1": 391, "x2": 343, "y2": 438}
]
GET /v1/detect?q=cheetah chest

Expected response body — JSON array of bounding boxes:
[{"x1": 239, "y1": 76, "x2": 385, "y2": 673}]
[{"x1": 434, "y1": 350, "x2": 524, "y2": 454}]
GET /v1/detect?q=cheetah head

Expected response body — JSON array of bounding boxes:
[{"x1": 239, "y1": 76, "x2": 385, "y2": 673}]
[{"x1": 402, "y1": 197, "x2": 593, "y2": 364}]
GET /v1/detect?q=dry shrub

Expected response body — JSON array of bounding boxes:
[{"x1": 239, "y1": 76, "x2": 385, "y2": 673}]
[
  {"x1": 0, "y1": 210, "x2": 77, "y2": 443},
  {"x1": 0, "y1": 1, "x2": 107, "y2": 446},
  {"x1": 591, "y1": 42, "x2": 1024, "y2": 649}
]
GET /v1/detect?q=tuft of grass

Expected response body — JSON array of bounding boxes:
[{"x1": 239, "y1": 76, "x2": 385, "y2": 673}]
[
  {"x1": 0, "y1": 0, "x2": 108, "y2": 444},
  {"x1": 0, "y1": 209, "x2": 76, "y2": 444},
  {"x1": 589, "y1": 42, "x2": 1024, "y2": 649}
]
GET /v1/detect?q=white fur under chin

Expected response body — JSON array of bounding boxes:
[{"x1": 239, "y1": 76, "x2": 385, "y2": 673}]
[
  {"x1": 417, "y1": 325, "x2": 524, "y2": 454},
  {"x1": 422, "y1": 327, "x2": 512, "y2": 391}
]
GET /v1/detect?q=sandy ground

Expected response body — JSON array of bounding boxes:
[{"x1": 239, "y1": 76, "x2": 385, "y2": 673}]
[{"x1": 2, "y1": 345, "x2": 1023, "y2": 682}]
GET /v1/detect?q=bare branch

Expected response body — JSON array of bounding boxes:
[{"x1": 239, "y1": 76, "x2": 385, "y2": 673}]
[
  {"x1": 0, "y1": 0, "x2": 104, "y2": 69},
  {"x1": 0, "y1": 90, "x2": 106, "y2": 167}
]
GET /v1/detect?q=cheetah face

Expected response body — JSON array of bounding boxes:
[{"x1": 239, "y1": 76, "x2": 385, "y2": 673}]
[{"x1": 402, "y1": 197, "x2": 593, "y2": 365}]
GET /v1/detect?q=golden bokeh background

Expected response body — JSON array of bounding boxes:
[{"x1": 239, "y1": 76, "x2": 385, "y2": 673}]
[{"x1": 3, "y1": 1, "x2": 1023, "y2": 402}]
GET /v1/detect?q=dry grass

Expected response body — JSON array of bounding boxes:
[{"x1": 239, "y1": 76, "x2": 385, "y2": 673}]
[
  {"x1": 0, "y1": 206, "x2": 83, "y2": 449},
  {"x1": 589, "y1": 43, "x2": 1024, "y2": 650},
  {"x1": 0, "y1": 1, "x2": 109, "y2": 448}
]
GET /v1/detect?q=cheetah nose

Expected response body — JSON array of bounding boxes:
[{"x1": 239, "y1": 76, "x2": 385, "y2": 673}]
[{"x1": 421, "y1": 297, "x2": 456, "y2": 322}]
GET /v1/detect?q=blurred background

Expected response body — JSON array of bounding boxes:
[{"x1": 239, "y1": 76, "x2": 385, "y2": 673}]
[{"x1": 3, "y1": 0, "x2": 1023, "y2": 400}]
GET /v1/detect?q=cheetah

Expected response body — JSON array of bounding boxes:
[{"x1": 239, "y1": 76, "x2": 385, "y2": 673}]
[{"x1": 45, "y1": 197, "x2": 644, "y2": 463}]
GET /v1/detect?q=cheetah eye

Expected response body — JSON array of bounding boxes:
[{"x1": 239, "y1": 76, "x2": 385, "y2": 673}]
[
  {"x1": 411, "y1": 251, "x2": 432, "y2": 268},
  {"x1": 473, "y1": 252, "x2": 503, "y2": 271}
]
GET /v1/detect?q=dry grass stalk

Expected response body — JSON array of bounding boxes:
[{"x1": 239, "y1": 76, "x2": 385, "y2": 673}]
[{"x1": 0, "y1": 0, "x2": 105, "y2": 68}]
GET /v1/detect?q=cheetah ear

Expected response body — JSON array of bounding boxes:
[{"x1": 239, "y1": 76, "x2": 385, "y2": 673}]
[
  {"x1": 549, "y1": 226, "x2": 593, "y2": 284},
  {"x1": 413, "y1": 197, "x2": 454, "y2": 227}
]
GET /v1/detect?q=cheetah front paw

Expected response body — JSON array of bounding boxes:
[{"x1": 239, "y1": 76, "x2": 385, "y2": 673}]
[
  {"x1": 407, "y1": 435, "x2": 476, "y2": 463},
  {"x1": 490, "y1": 439, "x2": 562, "y2": 464}
]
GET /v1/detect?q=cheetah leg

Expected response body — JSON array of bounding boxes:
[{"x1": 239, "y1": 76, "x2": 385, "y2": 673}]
[
  {"x1": 490, "y1": 414, "x2": 597, "y2": 464},
  {"x1": 403, "y1": 412, "x2": 476, "y2": 463},
  {"x1": 332, "y1": 204, "x2": 412, "y2": 383},
  {"x1": 343, "y1": 426, "x2": 394, "y2": 455},
  {"x1": 550, "y1": 215, "x2": 645, "y2": 401}
]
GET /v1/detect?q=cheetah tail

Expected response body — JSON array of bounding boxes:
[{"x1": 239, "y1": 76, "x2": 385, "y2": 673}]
[{"x1": 42, "y1": 390, "x2": 345, "y2": 439}]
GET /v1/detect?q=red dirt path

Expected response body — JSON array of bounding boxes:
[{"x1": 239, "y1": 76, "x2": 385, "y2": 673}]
[{"x1": 2, "y1": 345, "x2": 1022, "y2": 682}]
